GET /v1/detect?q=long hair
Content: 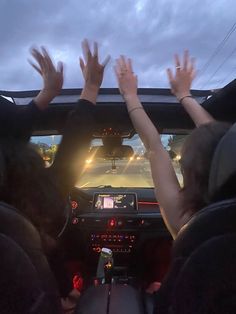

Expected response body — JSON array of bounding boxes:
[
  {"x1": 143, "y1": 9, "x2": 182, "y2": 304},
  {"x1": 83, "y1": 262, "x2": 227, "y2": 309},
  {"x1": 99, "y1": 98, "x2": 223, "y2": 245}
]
[
  {"x1": 0, "y1": 138, "x2": 65, "y2": 238},
  {"x1": 180, "y1": 121, "x2": 231, "y2": 215}
]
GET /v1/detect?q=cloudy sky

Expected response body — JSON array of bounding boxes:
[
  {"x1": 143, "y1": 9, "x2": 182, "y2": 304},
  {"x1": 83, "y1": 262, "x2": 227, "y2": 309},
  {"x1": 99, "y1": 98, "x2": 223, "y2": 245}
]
[{"x1": 0, "y1": 0, "x2": 236, "y2": 91}]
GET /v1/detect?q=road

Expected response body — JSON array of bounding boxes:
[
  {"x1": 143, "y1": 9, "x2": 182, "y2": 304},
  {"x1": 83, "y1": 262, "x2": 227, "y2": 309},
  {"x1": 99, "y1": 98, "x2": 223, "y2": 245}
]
[{"x1": 76, "y1": 159, "x2": 183, "y2": 188}]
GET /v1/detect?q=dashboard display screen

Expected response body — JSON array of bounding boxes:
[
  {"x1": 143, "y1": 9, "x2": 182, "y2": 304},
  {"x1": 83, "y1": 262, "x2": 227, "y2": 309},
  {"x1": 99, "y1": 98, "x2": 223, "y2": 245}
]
[{"x1": 93, "y1": 193, "x2": 137, "y2": 211}]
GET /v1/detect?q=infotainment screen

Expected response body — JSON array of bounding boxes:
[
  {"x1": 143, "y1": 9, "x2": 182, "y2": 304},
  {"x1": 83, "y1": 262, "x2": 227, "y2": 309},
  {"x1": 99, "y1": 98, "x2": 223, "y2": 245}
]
[{"x1": 93, "y1": 193, "x2": 137, "y2": 211}]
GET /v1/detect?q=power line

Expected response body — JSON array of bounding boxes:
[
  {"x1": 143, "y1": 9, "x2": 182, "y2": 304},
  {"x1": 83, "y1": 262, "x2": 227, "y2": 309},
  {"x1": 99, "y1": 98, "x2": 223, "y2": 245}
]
[
  {"x1": 203, "y1": 45, "x2": 236, "y2": 88},
  {"x1": 196, "y1": 22, "x2": 236, "y2": 86},
  {"x1": 216, "y1": 66, "x2": 236, "y2": 88}
]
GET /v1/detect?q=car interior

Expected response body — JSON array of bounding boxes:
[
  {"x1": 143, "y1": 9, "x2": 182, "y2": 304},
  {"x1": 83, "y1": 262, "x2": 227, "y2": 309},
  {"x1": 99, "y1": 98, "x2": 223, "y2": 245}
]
[{"x1": 0, "y1": 80, "x2": 236, "y2": 313}]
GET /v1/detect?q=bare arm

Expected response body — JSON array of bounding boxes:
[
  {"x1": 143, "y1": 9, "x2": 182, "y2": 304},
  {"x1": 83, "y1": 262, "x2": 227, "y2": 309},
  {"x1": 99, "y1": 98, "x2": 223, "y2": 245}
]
[
  {"x1": 167, "y1": 50, "x2": 214, "y2": 127},
  {"x1": 115, "y1": 57, "x2": 186, "y2": 238}
]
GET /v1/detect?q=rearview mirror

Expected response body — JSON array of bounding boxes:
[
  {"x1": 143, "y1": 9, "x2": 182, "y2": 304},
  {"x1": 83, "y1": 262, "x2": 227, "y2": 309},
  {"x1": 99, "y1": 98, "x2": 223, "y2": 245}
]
[{"x1": 89, "y1": 145, "x2": 134, "y2": 159}]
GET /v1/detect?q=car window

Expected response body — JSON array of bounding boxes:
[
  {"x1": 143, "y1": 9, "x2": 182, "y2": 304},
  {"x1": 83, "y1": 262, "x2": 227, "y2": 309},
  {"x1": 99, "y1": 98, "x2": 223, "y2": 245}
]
[{"x1": 30, "y1": 134, "x2": 186, "y2": 188}]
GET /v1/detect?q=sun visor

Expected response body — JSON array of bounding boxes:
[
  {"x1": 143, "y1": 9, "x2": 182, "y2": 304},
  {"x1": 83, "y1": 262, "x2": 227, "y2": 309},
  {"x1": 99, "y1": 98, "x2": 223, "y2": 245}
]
[{"x1": 209, "y1": 122, "x2": 236, "y2": 199}]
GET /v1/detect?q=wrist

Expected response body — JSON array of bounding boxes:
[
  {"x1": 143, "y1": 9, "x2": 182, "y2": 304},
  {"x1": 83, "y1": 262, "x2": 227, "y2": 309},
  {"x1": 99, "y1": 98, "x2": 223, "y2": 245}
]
[
  {"x1": 42, "y1": 88, "x2": 60, "y2": 98},
  {"x1": 123, "y1": 93, "x2": 139, "y2": 102},
  {"x1": 80, "y1": 84, "x2": 99, "y2": 105},
  {"x1": 34, "y1": 89, "x2": 56, "y2": 110},
  {"x1": 84, "y1": 83, "x2": 100, "y2": 93},
  {"x1": 175, "y1": 92, "x2": 192, "y2": 102}
]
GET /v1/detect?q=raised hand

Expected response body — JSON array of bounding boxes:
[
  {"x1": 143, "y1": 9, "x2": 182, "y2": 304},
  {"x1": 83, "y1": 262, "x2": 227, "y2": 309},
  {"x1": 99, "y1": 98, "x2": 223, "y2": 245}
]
[
  {"x1": 29, "y1": 47, "x2": 64, "y2": 110},
  {"x1": 167, "y1": 50, "x2": 196, "y2": 101},
  {"x1": 30, "y1": 47, "x2": 63, "y2": 96},
  {"x1": 167, "y1": 50, "x2": 213, "y2": 126},
  {"x1": 79, "y1": 39, "x2": 110, "y2": 89},
  {"x1": 114, "y1": 56, "x2": 137, "y2": 98}
]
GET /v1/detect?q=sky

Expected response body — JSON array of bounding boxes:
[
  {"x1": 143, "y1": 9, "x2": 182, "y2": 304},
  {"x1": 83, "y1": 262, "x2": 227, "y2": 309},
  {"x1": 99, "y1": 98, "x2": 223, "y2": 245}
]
[{"x1": 1, "y1": 0, "x2": 236, "y2": 91}]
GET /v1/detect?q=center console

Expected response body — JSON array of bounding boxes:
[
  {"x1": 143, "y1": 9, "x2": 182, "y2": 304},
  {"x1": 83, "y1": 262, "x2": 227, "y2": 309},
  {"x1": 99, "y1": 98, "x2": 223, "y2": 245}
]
[
  {"x1": 70, "y1": 189, "x2": 165, "y2": 270},
  {"x1": 90, "y1": 193, "x2": 138, "y2": 256}
]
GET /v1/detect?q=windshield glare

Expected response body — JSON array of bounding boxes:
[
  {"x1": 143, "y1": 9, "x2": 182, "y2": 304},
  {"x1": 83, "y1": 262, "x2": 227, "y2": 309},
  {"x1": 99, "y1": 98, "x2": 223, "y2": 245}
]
[{"x1": 30, "y1": 134, "x2": 185, "y2": 188}]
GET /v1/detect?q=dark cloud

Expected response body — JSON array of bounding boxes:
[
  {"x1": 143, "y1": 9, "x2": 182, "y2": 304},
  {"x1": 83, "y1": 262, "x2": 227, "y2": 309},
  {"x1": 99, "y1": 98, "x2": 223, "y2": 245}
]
[{"x1": 0, "y1": 0, "x2": 236, "y2": 91}]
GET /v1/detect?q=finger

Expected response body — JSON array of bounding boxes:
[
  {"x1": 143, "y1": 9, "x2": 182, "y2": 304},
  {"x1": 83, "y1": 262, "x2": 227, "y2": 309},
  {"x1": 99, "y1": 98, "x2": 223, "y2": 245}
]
[
  {"x1": 115, "y1": 59, "x2": 122, "y2": 73},
  {"x1": 28, "y1": 59, "x2": 43, "y2": 75},
  {"x1": 189, "y1": 57, "x2": 196, "y2": 73},
  {"x1": 174, "y1": 54, "x2": 181, "y2": 70},
  {"x1": 82, "y1": 39, "x2": 92, "y2": 62},
  {"x1": 79, "y1": 57, "x2": 85, "y2": 72},
  {"x1": 113, "y1": 65, "x2": 120, "y2": 81},
  {"x1": 93, "y1": 41, "x2": 98, "y2": 59},
  {"x1": 127, "y1": 58, "x2": 133, "y2": 73},
  {"x1": 41, "y1": 46, "x2": 54, "y2": 70},
  {"x1": 120, "y1": 55, "x2": 127, "y2": 69},
  {"x1": 191, "y1": 68, "x2": 197, "y2": 81},
  {"x1": 183, "y1": 50, "x2": 189, "y2": 70},
  {"x1": 116, "y1": 57, "x2": 122, "y2": 70},
  {"x1": 101, "y1": 55, "x2": 111, "y2": 68},
  {"x1": 166, "y1": 68, "x2": 174, "y2": 82},
  {"x1": 31, "y1": 48, "x2": 46, "y2": 70},
  {"x1": 57, "y1": 61, "x2": 64, "y2": 74}
]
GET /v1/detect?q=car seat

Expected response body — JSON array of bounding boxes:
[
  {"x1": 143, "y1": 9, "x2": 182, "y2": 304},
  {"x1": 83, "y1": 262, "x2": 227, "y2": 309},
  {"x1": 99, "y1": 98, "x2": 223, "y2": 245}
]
[
  {"x1": 0, "y1": 202, "x2": 62, "y2": 314},
  {"x1": 155, "y1": 122, "x2": 236, "y2": 314}
]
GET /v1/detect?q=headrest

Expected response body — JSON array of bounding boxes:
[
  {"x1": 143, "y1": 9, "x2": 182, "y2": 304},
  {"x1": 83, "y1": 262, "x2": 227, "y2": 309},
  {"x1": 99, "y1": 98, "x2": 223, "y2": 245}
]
[
  {"x1": 173, "y1": 198, "x2": 236, "y2": 258},
  {"x1": 172, "y1": 234, "x2": 236, "y2": 314},
  {"x1": 209, "y1": 122, "x2": 236, "y2": 199}
]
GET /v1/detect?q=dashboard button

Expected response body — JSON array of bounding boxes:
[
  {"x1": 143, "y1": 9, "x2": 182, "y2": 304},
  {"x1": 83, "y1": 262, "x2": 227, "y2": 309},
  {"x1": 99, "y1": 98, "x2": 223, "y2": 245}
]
[
  {"x1": 108, "y1": 218, "x2": 117, "y2": 228},
  {"x1": 72, "y1": 218, "x2": 79, "y2": 225},
  {"x1": 117, "y1": 220, "x2": 123, "y2": 227},
  {"x1": 71, "y1": 201, "x2": 78, "y2": 210}
]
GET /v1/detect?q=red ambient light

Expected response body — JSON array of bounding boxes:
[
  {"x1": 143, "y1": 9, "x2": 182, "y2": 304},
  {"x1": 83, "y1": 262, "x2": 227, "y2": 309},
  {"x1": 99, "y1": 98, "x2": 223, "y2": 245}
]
[
  {"x1": 138, "y1": 201, "x2": 159, "y2": 205},
  {"x1": 108, "y1": 218, "x2": 116, "y2": 228},
  {"x1": 71, "y1": 201, "x2": 78, "y2": 210}
]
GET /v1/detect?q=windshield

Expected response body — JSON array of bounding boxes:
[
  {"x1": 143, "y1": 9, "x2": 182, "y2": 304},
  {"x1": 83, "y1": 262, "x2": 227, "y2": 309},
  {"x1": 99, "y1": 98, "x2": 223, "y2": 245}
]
[{"x1": 30, "y1": 134, "x2": 186, "y2": 188}]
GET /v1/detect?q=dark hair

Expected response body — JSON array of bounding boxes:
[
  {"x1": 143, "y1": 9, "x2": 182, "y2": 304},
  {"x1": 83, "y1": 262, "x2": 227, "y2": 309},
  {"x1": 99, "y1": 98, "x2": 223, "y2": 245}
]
[
  {"x1": 180, "y1": 121, "x2": 231, "y2": 215},
  {"x1": 0, "y1": 138, "x2": 65, "y2": 238}
]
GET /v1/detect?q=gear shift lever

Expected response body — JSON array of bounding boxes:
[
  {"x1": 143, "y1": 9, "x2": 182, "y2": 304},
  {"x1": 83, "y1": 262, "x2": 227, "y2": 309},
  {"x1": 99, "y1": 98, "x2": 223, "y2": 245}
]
[{"x1": 96, "y1": 248, "x2": 113, "y2": 284}]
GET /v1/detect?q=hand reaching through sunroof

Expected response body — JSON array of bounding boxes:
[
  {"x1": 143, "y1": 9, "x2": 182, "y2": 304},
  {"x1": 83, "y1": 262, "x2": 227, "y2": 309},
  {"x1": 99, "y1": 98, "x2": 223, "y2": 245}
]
[
  {"x1": 167, "y1": 50, "x2": 196, "y2": 101},
  {"x1": 114, "y1": 56, "x2": 138, "y2": 99},
  {"x1": 167, "y1": 50, "x2": 214, "y2": 127},
  {"x1": 80, "y1": 39, "x2": 110, "y2": 89},
  {"x1": 79, "y1": 39, "x2": 110, "y2": 104},
  {"x1": 29, "y1": 47, "x2": 64, "y2": 110}
]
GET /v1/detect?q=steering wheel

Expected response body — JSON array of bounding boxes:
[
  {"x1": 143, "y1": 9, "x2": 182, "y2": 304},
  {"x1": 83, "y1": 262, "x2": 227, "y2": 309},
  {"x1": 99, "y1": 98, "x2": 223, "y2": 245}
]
[
  {"x1": 57, "y1": 194, "x2": 72, "y2": 238},
  {"x1": 56, "y1": 188, "x2": 92, "y2": 238}
]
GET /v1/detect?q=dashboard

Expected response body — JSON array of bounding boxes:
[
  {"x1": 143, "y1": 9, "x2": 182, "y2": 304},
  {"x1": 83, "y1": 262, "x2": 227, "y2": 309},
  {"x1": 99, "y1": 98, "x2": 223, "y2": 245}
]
[{"x1": 68, "y1": 187, "x2": 169, "y2": 267}]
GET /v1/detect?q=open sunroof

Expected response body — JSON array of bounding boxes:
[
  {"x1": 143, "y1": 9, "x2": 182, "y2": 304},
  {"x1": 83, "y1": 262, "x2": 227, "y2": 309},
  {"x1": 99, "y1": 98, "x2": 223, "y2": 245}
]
[{"x1": 0, "y1": 88, "x2": 212, "y2": 106}]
